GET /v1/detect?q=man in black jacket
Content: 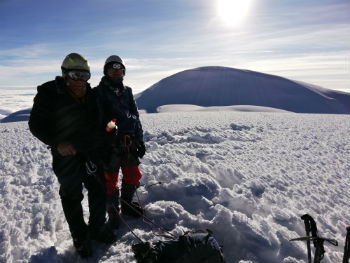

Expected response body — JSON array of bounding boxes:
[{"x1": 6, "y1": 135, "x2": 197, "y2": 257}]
[{"x1": 29, "y1": 53, "x2": 114, "y2": 258}]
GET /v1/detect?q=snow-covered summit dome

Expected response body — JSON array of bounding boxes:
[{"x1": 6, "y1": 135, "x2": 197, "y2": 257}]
[{"x1": 136, "y1": 66, "x2": 349, "y2": 114}]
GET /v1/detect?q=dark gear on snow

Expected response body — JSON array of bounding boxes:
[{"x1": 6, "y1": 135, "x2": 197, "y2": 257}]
[
  {"x1": 132, "y1": 230, "x2": 226, "y2": 263},
  {"x1": 290, "y1": 214, "x2": 338, "y2": 263},
  {"x1": 343, "y1": 226, "x2": 350, "y2": 263}
]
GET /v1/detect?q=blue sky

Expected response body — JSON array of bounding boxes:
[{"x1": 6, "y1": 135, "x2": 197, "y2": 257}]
[{"x1": 0, "y1": 0, "x2": 349, "y2": 94}]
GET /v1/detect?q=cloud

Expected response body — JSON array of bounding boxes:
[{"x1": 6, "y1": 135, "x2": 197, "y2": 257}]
[
  {"x1": 0, "y1": 5, "x2": 348, "y2": 93},
  {"x1": 2, "y1": 47, "x2": 348, "y2": 93},
  {"x1": 0, "y1": 44, "x2": 52, "y2": 59},
  {"x1": 0, "y1": 56, "x2": 61, "y2": 87}
]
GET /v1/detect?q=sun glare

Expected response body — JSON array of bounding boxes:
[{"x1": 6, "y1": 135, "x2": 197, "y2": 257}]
[{"x1": 217, "y1": 0, "x2": 253, "y2": 27}]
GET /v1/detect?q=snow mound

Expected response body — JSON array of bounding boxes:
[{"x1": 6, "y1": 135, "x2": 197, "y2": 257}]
[
  {"x1": 136, "y1": 66, "x2": 350, "y2": 114},
  {"x1": 0, "y1": 108, "x2": 31, "y2": 123},
  {"x1": 157, "y1": 104, "x2": 291, "y2": 113},
  {"x1": 0, "y1": 111, "x2": 349, "y2": 262},
  {"x1": 0, "y1": 109, "x2": 12, "y2": 120}
]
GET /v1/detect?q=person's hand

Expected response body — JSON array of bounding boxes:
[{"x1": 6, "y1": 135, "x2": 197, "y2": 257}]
[
  {"x1": 136, "y1": 141, "x2": 146, "y2": 158},
  {"x1": 106, "y1": 118, "x2": 117, "y2": 132},
  {"x1": 57, "y1": 142, "x2": 77, "y2": 156}
]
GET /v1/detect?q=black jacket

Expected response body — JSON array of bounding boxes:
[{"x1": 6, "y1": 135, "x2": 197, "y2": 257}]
[
  {"x1": 29, "y1": 76, "x2": 105, "y2": 155},
  {"x1": 94, "y1": 76, "x2": 143, "y2": 141}
]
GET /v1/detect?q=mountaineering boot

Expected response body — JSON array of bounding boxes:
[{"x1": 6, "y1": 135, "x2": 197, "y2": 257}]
[
  {"x1": 73, "y1": 230, "x2": 92, "y2": 258},
  {"x1": 60, "y1": 195, "x2": 92, "y2": 257},
  {"x1": 106, "y1": 190, "x2": 120, "y2": 229},
  {"x1": 73, "y1": 237, "x2": 92, "y2": 258},
  {"x1": 121, "y1": 182, "x2": 144, "y2": 218},
  {"x1": 89, "y1": 223, "x2": 116, "y2": 244}
]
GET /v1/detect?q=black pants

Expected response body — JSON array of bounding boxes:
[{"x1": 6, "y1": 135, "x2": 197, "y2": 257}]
[{"x1": 52, "y1": 152, "x2": 106, "y2": 240}]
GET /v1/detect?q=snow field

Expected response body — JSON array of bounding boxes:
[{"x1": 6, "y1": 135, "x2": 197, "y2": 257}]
[
  {"x1": 140, "y1": 112, "x2": 350, "y2": 262},
  {"x1": 0, "y1": 111, "x2": 349, "y2": 262},
  {"x1": 0, "y1": 123, "x2": 61, "y2": 262}
]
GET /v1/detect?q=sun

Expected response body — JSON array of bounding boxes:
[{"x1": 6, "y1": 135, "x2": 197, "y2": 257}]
[{"x1": 217, "y1": 0, "x2": 253, "y2": 27}]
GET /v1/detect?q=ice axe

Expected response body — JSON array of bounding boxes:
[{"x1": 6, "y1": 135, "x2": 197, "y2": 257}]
[
  {"x1": 290, "y1": 214, "x2": 338, "y2": 263},
  {"x1": 301, "y1": 214, "x2": 313, "y2": 263}
]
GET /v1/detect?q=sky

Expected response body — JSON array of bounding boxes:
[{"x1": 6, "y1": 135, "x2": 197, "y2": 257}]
[{"x1": 0, "y1": 0, "x2": 349, "y2": 94}]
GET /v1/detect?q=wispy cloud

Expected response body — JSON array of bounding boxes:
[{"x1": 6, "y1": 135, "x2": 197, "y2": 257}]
[
  {"x1": 0, "y1": 0, "x2": 348, "y2": 93},
  {"x1": 0, "y1": 44, "x2": 52, "y2": 59},
  {"x1": 237, "y1": 51, "x2": 350, "y2": 91}
]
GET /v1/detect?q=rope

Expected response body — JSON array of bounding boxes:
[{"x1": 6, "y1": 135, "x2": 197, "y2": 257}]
[
  {"x1": 123, "y1": 150, "x2": 177, "y2": 240},
  {"x1": 114, "y1": 203, "x2": 144, "y2": 243},
  {"x1": 85, "y1": 154, "x2": 177, "y2": 242},
  {"x1": 119, "y1": 196, "x2": 177, "y2": 240},
  {"x1": 144, "y1": 181, "x2": 163, "y2": 189}
]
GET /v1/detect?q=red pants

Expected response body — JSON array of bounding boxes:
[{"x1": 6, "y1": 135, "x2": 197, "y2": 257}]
[{"x1": 104, "y1": 166, "x2": 142, "y2": 195}]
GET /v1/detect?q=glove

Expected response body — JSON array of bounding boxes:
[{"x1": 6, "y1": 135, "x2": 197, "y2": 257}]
[{"x1": 136, "y1": 141, "x2": 146, "y2": 158}]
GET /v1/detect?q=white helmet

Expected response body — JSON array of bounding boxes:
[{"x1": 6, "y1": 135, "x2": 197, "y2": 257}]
[{"x1": 104, "y1": 55, "x2": 125, "y2": 75}]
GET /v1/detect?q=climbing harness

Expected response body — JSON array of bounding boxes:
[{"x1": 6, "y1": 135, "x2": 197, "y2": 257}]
[
  {"x1": 85, "y1": 160, "x2": 98, "y2": 176},
  {"x1": 122, "y1": 134, "x2": 132, "y2": 153}
]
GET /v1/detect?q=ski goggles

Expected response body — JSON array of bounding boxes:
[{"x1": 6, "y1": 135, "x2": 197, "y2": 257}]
[
  {"x1": 67, "y1": 70, "x2": 91, "y2": 81},
  {"x1": 108, "y1": 63, "x2": 124, "y2": 70}
]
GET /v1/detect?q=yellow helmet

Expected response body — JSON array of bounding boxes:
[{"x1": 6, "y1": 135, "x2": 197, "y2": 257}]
[{"x1": 61, "y1": 53, "x2": 90, "y2": 73}]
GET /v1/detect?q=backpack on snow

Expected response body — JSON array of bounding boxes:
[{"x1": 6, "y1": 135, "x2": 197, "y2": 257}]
[{"x1": 132, "y1": 229, "x2": 226, "y2": 263}]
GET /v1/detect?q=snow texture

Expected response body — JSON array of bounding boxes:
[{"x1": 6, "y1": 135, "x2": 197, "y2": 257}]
[
  {"x1": 0, "y1": 111, "x2": 349, "y2": 263},
  {"x1": 136, "y1": 66, "x2": 350, "y2": 114}
]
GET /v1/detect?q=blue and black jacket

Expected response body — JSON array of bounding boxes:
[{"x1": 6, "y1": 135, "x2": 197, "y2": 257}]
[{"x1": 94, "y1": 76, "x2": 144, "y2": 142}]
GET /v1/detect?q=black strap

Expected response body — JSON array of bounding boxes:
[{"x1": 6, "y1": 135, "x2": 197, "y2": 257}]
[{"x1": 343, "y1": 226, "x2": 350, "y2": 263}]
